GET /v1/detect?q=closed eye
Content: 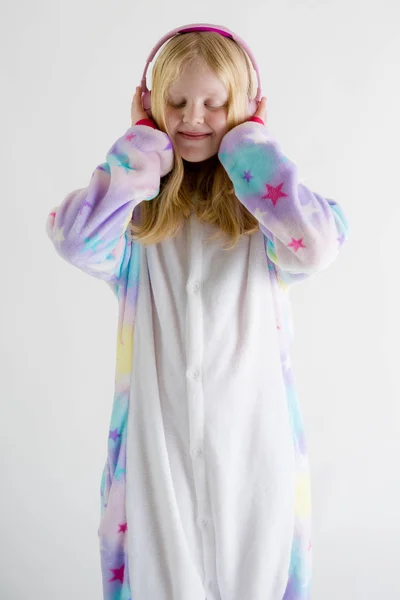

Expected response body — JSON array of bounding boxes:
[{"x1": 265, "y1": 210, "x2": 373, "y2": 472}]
[{"x1": 169, "y1": 102, "x2": 226, "y2": 110}]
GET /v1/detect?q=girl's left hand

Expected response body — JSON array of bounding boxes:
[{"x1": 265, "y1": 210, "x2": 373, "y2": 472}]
[{"x1": 253, "y1": 96, "x2": 267, "y2": 124}]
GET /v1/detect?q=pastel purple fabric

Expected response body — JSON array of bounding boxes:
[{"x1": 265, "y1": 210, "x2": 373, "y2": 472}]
[{"x1": 46, "y1": 120, "x2": 349, "y2": 600}]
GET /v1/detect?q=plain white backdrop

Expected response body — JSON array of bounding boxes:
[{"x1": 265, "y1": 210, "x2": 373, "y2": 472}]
[{"x1": 2, "y1": 0, "x2": 399, "y2": 598}]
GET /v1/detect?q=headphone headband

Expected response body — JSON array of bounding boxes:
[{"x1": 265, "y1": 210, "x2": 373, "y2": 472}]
[{"x1": 140, "y1": 22, "x2": 262, "y2": 102}]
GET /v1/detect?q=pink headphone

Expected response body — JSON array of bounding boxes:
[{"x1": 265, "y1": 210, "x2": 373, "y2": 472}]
[{"x1": 140, "y1": 22, "x2": 263, "y2": 120}]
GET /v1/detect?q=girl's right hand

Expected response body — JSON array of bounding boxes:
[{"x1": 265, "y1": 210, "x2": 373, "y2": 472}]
[{"x1": 131, "y1": 86, "x2": 150, "y2": 126}]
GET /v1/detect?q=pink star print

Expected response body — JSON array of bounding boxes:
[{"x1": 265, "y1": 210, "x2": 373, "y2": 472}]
[
  {"x1": 118, "y1": 522, "x2": 128, "y2": 533},
  {"x1": 261, "y1": 182, "x2": 288, "y2": 206},
  {"x1": 288, "y1": 237, "x2": 306, "y2": 252},
  {"x1": 125, "y1": 133, "x2": 135, "y2": 141},
  {"x1": 109, "y1": 564, "x2": 125, "y2": 583}
]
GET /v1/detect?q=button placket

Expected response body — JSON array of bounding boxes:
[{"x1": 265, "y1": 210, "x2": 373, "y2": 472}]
[{"x1": 187, "y1": 213, "x2": 219, "y2": 597}]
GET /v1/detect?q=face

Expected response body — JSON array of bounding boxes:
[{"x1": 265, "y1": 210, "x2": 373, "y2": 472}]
[{"x1": 165, "y1": 62, "x2": 229, "y2": 162}]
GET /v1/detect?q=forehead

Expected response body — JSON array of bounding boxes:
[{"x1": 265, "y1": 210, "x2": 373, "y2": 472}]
[{"x1": 168, "y1": 63, "x2": 228, "y2": 96}]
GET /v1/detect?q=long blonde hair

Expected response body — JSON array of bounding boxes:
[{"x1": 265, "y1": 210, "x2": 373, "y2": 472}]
[{"x1": 129, "y1": 31, "x2": 260, "y2": 250}]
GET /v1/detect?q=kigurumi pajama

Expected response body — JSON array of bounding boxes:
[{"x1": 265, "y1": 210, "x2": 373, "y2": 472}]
[{"x1": 46, "y1": 118, "x2": 348, "y2": 600}]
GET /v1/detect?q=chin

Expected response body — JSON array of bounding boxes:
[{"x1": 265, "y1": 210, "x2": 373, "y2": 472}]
[
  {"x1": 182, "y1": 154, "x2": 213, "y2": 163},
  {"x1": 175, "y1": 135, "x2": 220, "y2": 163},
  {"x1": 179, "y1": 146, "x2": 219, "y2": 163}
]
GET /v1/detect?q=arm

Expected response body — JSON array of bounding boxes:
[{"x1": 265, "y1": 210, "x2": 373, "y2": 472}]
[
  {"x1": 46, "y1": 122, "x2": 173, "y2": 282},
  {"x1": 218, "y1": 120, "x2": 349, "y2": 286}
]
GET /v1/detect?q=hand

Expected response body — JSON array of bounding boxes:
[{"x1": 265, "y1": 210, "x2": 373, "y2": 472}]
[
  {"x1": 131, "y1": 86, "x2": 150, "y2": 126},
  {"x1": 253, "y1": 96, "x2": 267, "y2": 124}
]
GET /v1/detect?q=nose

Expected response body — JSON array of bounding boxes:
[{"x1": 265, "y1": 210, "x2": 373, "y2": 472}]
[{"x1": 182, "y1": 102, "x2": 205, "y2": 126}]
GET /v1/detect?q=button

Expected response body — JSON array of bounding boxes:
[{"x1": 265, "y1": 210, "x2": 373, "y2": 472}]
[
  {"x1": 187, "y1": 280, "x2": 200, "y2": 294},
  {"x1": 191, "y1": 446, "x2": 203, "y2": 458},
  {"x1": 187, "y1": 368, "x2": 201, "y2": 380},
  {"x1": 198, "y1": 516, "x2": 208, "y2": 527}
]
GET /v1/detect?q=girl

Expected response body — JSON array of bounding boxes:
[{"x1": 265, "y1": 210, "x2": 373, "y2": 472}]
[{"x1": 46, "y1": 25, "x2": 348, "y2": 600}]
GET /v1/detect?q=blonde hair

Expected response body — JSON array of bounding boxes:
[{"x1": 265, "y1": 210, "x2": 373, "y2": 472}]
[{"x1": 129, "y1": 31, "x2": 260, "y2": 250}]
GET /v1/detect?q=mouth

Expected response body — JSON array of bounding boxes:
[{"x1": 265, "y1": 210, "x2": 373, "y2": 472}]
[{"x1": 178, "y1": 132, "x2": 212, "y2": 140}]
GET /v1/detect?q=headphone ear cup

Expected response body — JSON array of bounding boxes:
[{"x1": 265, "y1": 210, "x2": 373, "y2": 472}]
[{"x1": 142, "y1": 90, "x2": 153, "y2": 119}]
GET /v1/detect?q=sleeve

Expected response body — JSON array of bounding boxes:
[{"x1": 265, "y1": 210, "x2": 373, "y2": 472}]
[
  {"x1": 218, "y1": 120, "x2": 349, "y2": 286},
  {"x1": 45, "y1": 123, "x2": 173, "y2": 283}
]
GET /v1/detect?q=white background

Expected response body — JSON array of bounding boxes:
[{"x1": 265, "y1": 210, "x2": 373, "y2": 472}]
[{"x1": 1, "y1": 0, "x2": 399, "y2": 598}]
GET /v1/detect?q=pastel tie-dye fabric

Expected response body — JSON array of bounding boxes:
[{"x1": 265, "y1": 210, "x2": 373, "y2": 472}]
[{"x1": 46, "y1": 119, "x2": 349, "y2": 600}]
